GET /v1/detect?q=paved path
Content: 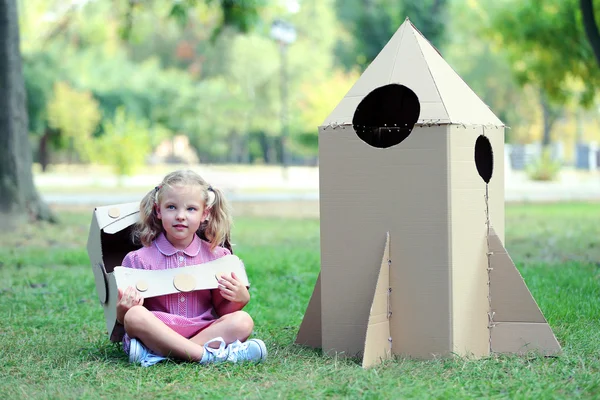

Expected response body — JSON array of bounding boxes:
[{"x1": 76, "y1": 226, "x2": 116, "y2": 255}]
[{"x1": 36, "y1": 166, "x2": 600, "y2": 206}]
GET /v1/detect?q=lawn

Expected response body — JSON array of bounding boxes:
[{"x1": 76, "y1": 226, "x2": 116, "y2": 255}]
[{"x1": 0, "y1": 202, "x2": 598, "y2": 399}]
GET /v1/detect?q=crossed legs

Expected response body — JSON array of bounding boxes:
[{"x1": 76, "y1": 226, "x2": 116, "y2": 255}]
[{"x1": 123, "y1": 305, "x2": 254, "y2": 361}]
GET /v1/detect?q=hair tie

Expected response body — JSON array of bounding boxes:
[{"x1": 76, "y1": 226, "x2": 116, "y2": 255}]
[
  {"x1": 153, "y1": 185, "x2": 162, "y2": 204},
  {"x1": 207, "y1": 186, "x2": 216, "y2": 207}
]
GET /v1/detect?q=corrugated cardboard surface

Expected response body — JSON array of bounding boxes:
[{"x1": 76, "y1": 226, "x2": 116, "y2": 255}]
[
  {"x1": 105, "y1": 273, "x2": 123, "y2": 341},
  {"x1": 487, "y1": 225, "x2": 560, "y2": 354},
  {"x1": 322, "y1": 20, "x2": 502, "y2": 127},
  {"x1": 362, "y1": 233, "x2": 392, "y2": 367},
  {"x1": 87, "y1": 216, "x2": 107, "y2": 304},
  {"x1": 87, "y1": 204, "x2": 140, "y2": 341},
  {"x1": 412, "y1": 32, "x2": 502, "y2": 126},
  {"x1": 87, "y1": 203, "x2": 141, "y2": 281},
  {"x1": 102, "y1": 256, "x2": 249, "y2": 341},
  {"x1": 113, "y1": 255, "x2": 248, "y2": 298},
  {"x1": 320, "y1": 124, "x2": 453, "y2": 358},
  {"x1": 488, "y1": 227, "x2": 545, "y2": 323},
  {"x1": 295, "y1": 273, "x2": 322, "y2": 348},
  {"x1": 491, "y1": 322, "x2": 561, "y2": 355},
  {"x1": 448, "y1": 125, "x2": 504, "y2": 356},
  {"x1": 94, "y1": 202, "x2": 140, "y2": 232},
  {"x1": 486, "y1": 128, "x2": 506, "y2": 243},
  {"x1": 318, "y1": 124, "x2": 507, "y2": 359},
  {"x1": 299, "y1": 17, "x2": 532, "y2": 362}
]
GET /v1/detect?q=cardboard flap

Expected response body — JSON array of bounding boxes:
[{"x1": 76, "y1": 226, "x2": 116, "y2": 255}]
[
  {"x1": 87, "y1": 217, "x2": 108, "y2": 303},
  {"x1": 295, "y1": 273, "x2": 322, "y2": 348},
  {"x1": 113, "y1": 255, "x2": 249, "y2": 299},
  {"x1": 489, "y1": 226, "x2": 546, "y2": 323},
  {"x1": 94, "y1": 202, "x2": 140, "y2": 232},
  {"x1": 491, "y1": 322, "x2": 561, "y2": 355},
  {"x1": 412, "y1": 27, "x2": 503, "y2": 126},
  {"x1": 362, "y1": 232, "x2": 392, "y2": 368},
  {"x1": 105, "y1": 272, "x2": 124, "y2": 342},
  {"x1": 104, "y1": 213, "x2": 140, "y2": 235}
]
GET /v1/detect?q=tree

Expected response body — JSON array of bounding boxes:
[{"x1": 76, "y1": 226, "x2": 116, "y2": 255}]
[
  {"x1": 294, "y1": 69, "x2": 359, "y2": 154},
  {"x1": 444, "y1": 0, "x2": 542, "y2": 144},
  {"x1": 486, "y1": 0, "x2": 600, "y2": 147},
  {"x1": 478, "y1": 0, "x2": 600, "y2": 181},
  {"x1": 487, "y1": 0, "x2": 600, "y2": 107},
  {"x1": 334, "y1": 0, "x2": 448, "y2": 70},
  {"x1": 403, "y1": 0, "x2": 448, "y2": 49},
  {"x1": 1, "y1": 0, "x2": 264, "y2": 224},
  {"x1": 22, "y1": 51, "x2": 60, "y2": 171},
  {"x1": 0, "y1": 0, "x2": 54, "y2": 223},
  {"x1": 46, "y1": 81, "x2": 102, "y2": 162},
  {"x1": 178, "y1": 0, "x2": 342, "y2": 164},
  {"x1": 120, "y1": 0, "x2": 264, "y2": 41},
  {"x1": 580, "y1": 0, "x2": 600, "y2": 67},
  {"x1": 92, "y1": 108, "x2": 153, "y2": 179}
]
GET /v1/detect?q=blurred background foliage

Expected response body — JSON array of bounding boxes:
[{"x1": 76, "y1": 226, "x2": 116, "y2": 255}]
[{"x1": 16, "y1": 0, "x2": 600, "y2": 176}]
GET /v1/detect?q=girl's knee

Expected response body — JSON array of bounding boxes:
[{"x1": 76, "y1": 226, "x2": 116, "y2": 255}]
[
  {"x1": 225, "y1": 311, "x2": 254, "y2": 338},
  {"x1": 123, "y1": 305, "x2": 150, "y2": 336},
  {"x1": 237, "y1": 310, "x2": 254, "y2": 329}
]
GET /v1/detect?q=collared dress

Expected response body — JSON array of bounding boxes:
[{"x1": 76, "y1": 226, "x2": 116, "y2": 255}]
[{"x1": 120, "y1": 232, "x2": 231, "y2": 354}]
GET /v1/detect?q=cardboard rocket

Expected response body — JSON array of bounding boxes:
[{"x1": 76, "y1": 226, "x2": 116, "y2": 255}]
[
  {"x1": 295, "y1": 19, "x2": 561, "y2": 367},
  {"x1": 87, "y1": 202, "x2": 249, "y2": 342}
]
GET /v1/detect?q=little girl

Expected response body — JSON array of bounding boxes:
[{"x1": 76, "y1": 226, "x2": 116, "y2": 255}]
[{"x1": 116, "y1": 169, "x2": 266, "y2": 366}]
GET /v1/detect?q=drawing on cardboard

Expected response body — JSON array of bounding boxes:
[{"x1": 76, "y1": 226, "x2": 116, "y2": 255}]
[
  {"x1": 295, "y1": 18, "x2": 561, "y2": 367},
  {"x1": 87, "y1": 202, "x2": 249, "y2": 342}
]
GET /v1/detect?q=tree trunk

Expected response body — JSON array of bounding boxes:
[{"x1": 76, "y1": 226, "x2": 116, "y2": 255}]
[
  {"x1": 266, "y1": 136, "x2": 278, "y2": 165},
  {"x1": 228, "y1": 130, "x2": 241, "y2": 163},
  {"x1": 580, "y1": 0, "x2": 600, "y2": 68},
  {"x1": 39, "y1": 128, "x2": 50, "y2": 172},
  {"x1": 0, "y1": 0, "x2": 55, "y2": 223},
  {"x1": 540, "y1": 91, "x2": 560, "y2": 148}
]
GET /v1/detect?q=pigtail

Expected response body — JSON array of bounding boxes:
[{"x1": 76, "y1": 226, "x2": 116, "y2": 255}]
[
  {"x1": 201, "y1": 186, "x2": 233, "y2": 253},
  {"x1": 132, "y1": 186, "x2": 164, "y2": 246}
]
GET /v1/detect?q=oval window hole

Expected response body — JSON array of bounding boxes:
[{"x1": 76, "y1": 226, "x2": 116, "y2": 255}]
[
  {"x1": 352, "y1": 84, "x2": 420, "y2": 149},
  {"x1": 474, "y1": 135, "x2": 493, "y2": 183}
]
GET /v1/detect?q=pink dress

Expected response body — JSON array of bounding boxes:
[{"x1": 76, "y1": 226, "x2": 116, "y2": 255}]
[{"x1": 121, "y1": 232, "x2": 231, "y2": 353}]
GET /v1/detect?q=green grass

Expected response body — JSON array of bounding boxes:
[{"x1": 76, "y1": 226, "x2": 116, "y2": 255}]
[{"x1": 1, "y1": 202, "x2": 599, "y2": 399}]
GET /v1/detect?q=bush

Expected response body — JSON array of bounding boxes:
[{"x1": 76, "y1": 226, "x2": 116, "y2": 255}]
[
  {"x1": 92, "y1": 108, "x2": 152, "y2": 178},
  {"x1": 526, "y1": 147, "x2": 561, "y2": 181}
]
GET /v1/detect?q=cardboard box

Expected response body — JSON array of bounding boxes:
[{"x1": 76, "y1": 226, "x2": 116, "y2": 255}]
[
  {"x1": 296, "y1": 19, "x2": 560, "y2": 367},
  {"x1": 87, "y1": 202, "x2": 249, "y2": 342}
]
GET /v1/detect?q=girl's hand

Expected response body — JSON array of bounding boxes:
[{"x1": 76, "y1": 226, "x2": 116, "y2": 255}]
[
  {"x1": 116, "y1": 286, "x2": 144, "y2": 324},
  {"x1": 217, "y1": 272, "x2": 250, "y2": 304}
]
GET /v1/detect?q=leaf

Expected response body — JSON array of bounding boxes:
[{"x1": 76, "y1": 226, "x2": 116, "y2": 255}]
[{"x1": 168, "y1": 3, "x2": 189, "y2": 27}]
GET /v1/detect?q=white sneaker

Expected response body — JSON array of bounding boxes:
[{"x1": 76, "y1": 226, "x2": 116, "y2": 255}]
[
  {"x1": 129, "y1": 338, "x2": 167, "y2": 367},
  {"x1": 200, "y1": 337, "x2": 229, "y2": 364},
  {"x1": 226, "y1": 339, "x2": 267, "y2": 363}
]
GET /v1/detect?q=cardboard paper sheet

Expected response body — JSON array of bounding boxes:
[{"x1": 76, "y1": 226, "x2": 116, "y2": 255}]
[
  {"x1": 488, "y1": 227, "x2": 561, "y2": 355},
  {"x1": 362, "y1": 232, "x2": 392, "y2": 368},
  {"x1": 295, "y1": 273, "x2": 322, "y2": 349},
  {"x1": 295, "y1": 18, "x2": 560, "y2": 367}
]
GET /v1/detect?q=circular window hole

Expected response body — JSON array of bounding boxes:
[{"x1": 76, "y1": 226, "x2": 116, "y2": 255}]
[
  {"x1": 474, "y1": 135, "x2": 493, "y2": 183},
  {"x1": 352, "y1": 84, "x2": 420, "y2": 148}
]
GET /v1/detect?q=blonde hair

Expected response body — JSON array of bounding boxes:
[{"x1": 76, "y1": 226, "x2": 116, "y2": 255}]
[{"x1": 132, "y1": 170, "x2": 232, "y2": 252}]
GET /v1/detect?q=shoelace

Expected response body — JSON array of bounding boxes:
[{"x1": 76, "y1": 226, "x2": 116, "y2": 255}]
[
  {"x1": 228, "y1": 340, "x2": 247, "y2": 355},
  {"x1": 205, "y1": 337, "x2": 228, "y2": 359}
]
